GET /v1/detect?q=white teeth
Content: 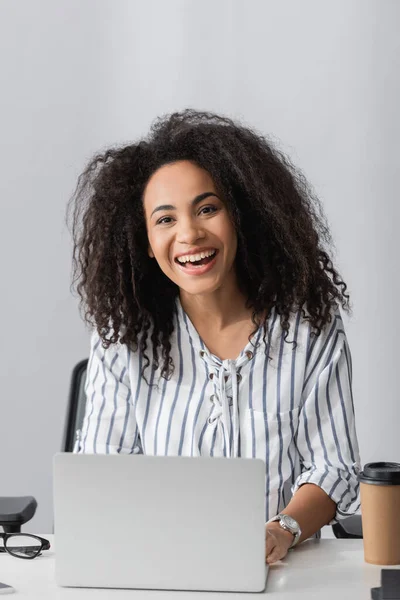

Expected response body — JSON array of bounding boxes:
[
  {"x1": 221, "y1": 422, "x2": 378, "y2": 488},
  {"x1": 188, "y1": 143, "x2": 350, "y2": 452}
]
[{"x1": 177, "y1": 249, "x2": 216, "y2": 264}]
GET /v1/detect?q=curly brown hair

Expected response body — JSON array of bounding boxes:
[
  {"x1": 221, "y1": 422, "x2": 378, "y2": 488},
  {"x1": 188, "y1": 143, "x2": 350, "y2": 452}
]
[{"x1": 67, "y1": 109, "x2": 351, "y2": 383}]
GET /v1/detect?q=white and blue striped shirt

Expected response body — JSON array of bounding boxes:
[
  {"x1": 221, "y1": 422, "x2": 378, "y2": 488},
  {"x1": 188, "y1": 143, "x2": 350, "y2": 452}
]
[{"x1": 77, "y1": 297, "x2": 361, "y2": 523}]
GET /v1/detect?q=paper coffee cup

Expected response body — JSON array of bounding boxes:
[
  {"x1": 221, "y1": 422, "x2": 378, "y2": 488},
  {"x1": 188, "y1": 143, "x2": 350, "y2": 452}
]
[{"x1": 359, "y1": 462, "x2": 400, "y2": 565}]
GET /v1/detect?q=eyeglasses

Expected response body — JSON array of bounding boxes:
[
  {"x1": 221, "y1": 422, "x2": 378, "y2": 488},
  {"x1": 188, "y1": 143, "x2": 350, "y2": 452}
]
[{"x1": 0, "y1": 533, "x2": 50, "y2": 559}]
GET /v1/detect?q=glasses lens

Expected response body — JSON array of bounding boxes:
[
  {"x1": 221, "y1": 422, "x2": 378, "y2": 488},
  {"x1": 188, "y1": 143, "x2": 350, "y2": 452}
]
[{"x1": 5, "y1": 534, "x2": 41, "y2": 558}]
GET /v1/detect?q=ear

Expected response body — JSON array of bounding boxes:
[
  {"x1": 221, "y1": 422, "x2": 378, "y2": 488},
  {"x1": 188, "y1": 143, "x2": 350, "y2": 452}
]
[{"x1": 148, "y1": 244, "x2": 154, "y2": 258}]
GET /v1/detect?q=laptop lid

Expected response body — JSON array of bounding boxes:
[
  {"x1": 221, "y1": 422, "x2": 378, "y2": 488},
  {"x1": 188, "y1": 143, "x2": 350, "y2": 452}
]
[{"x1": 53, "y1": 453, "x2": 267, "y2": 593}]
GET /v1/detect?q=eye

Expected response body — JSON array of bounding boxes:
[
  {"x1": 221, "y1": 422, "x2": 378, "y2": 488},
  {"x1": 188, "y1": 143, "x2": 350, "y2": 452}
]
[
  {"x1": 199, "y1": 205, "x2": 218, "y2": 215},
  {"x1": 156, "y1": 216, "x2": 174, "y2": 225}
]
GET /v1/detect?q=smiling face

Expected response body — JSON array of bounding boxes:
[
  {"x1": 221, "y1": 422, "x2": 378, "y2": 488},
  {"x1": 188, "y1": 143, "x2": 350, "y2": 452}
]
[{"x1": 143, "y1": 160, "x2": 238, "y2": 297}]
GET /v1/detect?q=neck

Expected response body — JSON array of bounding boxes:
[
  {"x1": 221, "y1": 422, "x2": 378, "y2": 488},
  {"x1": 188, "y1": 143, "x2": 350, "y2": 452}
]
[{"x1": 179, "y1": 279, "x2": 252, "y2": 332}]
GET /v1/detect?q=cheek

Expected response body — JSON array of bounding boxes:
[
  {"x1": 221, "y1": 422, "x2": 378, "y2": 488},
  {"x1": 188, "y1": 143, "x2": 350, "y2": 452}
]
[
  {"x1": 226, "y1": 230, "x2": 238, "y2": 264},
  {"x1": 149, "y1": 233, "x2": 172, "y2": 264},
  {"x1": 223, "y1": 223, "x2": 238, "y2": 252}
]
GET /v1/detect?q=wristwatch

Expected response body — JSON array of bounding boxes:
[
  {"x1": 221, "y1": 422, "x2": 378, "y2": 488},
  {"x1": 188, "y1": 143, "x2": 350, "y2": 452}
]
[{"x1": 267, "y1": 514, "x2": 302, "y2": 548}]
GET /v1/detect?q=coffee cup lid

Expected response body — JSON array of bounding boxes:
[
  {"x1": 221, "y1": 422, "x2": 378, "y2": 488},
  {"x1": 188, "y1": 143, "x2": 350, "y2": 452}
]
[{"x1": 358, "y1": 462, "x2": 400, "y2": 485}]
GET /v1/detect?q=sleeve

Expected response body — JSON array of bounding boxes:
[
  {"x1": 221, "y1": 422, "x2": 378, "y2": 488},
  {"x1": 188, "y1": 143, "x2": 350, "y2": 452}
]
[
  {"x1": 291, "y1": 307, "x2": 361, "y2": 523},
  {"x1": 74, "y1": 329, "x2": 143, "y2": 455}
]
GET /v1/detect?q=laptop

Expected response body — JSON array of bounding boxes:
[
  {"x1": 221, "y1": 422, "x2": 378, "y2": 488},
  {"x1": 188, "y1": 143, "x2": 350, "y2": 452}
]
[{"x1": 53, "y1": 453, "x2": 268, "y2": 593}]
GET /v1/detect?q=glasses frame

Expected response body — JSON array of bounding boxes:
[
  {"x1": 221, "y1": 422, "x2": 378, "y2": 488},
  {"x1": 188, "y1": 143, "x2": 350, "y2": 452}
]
[{"x1": 0, "y1": 532, "x2": 50, "y2": 559}]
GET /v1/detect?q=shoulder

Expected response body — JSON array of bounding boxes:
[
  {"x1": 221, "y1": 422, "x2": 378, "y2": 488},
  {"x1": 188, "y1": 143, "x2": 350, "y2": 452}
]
[
  {"x1": 266, "y1": 303, "x2": 347, "y2": 359},
  {"x1": 87, "y1": 326, "x2": 141, "y2": 377},
  {"x1": 304, "y1": 304, "x2": 347, "y2": 351},
  {"x1": 300, "y1": 304, "x2": 350, "y2": 386}
]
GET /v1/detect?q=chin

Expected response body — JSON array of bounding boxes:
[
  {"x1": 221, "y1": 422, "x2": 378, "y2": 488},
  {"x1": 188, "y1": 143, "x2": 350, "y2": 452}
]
[
  {"x1": 177, "y1": 280, "x2": 221, "y2": 296},
  {"x1": 161, "y1": 262, "x2": 226, "y2": 295}
]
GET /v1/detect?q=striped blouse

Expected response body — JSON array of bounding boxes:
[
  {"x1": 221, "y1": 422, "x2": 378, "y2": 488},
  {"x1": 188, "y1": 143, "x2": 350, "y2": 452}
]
[{"x1": 76, "y1": 296, "x2": 361, "y2": 524}]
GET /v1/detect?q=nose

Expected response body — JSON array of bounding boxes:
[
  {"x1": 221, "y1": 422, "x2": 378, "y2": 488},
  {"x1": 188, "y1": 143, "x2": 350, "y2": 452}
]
[{"x1": 176, "y1": 217, "x2": 206, "y2": 244}]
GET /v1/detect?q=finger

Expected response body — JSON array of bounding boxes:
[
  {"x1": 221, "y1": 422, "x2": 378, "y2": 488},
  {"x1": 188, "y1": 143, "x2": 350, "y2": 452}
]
[
  {"x1": 265, "y1": 541, "x2": 276, "y2": 558},
  {"x1": 265, "y1": 531, "x2": 277, "y2": 556},
  {"x1": 266, "y1": 546, "x2": 287, "y2": 565}
]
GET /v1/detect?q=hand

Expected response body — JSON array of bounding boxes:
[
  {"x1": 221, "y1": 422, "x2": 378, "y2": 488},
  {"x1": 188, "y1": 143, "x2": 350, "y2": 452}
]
[{"x1": 265, "y1": 522, "x2": 294, "y2": 564}]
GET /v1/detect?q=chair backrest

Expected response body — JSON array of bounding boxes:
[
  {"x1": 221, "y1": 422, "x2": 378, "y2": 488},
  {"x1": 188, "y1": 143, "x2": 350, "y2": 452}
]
[
  {"x1": 332, "y1": 514, "x2": 362, "y2": 539},
  {"x1": 62, "y1": 359, "x2": 88, "y2": 452}
]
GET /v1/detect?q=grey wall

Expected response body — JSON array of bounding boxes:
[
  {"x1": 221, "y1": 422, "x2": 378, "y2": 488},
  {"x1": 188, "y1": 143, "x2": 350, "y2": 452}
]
[{"x1": 0, "y1": 0, "x2": 399, "y2": 534}]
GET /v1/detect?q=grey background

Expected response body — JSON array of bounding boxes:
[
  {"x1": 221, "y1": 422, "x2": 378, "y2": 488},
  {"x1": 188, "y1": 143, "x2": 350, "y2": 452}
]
[{"x1": 0, "y1": 0, "x2": 399, "y2": 535}]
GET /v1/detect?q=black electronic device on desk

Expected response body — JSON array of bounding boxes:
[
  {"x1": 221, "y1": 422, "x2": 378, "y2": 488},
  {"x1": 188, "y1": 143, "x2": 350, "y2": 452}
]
[
  {"x1": 371, "y1": 569, "x2": 400, "y2": 599},
  {"x1": 0, "y1": 496, "x2": 37, "y2": 533}
]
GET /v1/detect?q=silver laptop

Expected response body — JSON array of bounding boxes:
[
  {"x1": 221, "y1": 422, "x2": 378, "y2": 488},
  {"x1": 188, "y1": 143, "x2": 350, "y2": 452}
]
[{"x1": 53, "y1": 453, "x2": 268, "y2": 593}]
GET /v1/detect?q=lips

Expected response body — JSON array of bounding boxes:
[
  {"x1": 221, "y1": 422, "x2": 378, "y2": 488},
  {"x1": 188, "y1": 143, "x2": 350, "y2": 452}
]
[
  {"x1": 174, "y1": 249, "x2": 219, "y2": 276},
  {"x1": 174, "y1": 248, "x2": 218, "y2": 263}
]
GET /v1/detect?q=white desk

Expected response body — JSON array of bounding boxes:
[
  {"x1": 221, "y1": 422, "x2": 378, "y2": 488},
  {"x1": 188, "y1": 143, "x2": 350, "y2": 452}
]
[{"x1": 1, "y1": 536, "x2": 399, "y2": 599}]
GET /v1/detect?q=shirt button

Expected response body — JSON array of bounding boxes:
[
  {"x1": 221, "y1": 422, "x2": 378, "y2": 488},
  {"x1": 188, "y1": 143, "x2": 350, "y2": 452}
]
[
  {"x1": 199, "y1": 350, "x2": 205, "y2": 357},
  {"x1": 237, "y1": 373, "x2": 242, "y2": 383},
  {"x1": 209, "y1": 373, "x2": 214, "y2": 380},
  {"x1": 246, "y1": 351, "x2": 253, "y2": 360}
]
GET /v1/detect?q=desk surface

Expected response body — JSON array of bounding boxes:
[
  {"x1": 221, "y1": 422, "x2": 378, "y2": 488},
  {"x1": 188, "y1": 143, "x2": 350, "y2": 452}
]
[{"x1": 1, "y1": 536, "x2": 399, "y2": 599}]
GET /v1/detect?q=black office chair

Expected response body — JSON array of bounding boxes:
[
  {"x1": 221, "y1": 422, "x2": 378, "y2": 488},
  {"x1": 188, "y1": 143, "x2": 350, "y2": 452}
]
[
  {"x1": 0, "y1": 359, "x2": 89, "y2": 533},
  {"x1": 332, "y1": 514, "x2": 362, "y2": 539},
  {"x1": 62, "y1": 359, "x2": 89, "y2": 453}
]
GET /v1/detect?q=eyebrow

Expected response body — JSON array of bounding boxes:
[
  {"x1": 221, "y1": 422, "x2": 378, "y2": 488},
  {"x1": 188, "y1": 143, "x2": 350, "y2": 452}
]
[{"x1": 150, "y1": 192, "x2": 220, "y2": 218}]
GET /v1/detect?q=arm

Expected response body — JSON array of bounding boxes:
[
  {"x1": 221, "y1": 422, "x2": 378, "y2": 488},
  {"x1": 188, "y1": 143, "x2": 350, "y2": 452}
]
[
  {"x1": 281, "y1": 482, "x2": 336, "y2": 542},
  {"x1": 266, "y1": 483, "x2": 336, "y2": 561},
  {"x1": 265, "y1": 307, "x2": 361, "y2": 562},
  {"x1": 75, "y1": 329, "x2": 143, "y2": 455}
]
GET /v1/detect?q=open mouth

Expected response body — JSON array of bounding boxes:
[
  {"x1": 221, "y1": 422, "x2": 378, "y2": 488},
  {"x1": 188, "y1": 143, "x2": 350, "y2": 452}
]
[{"x1": 175, "y1": 249, "x2": 218, "y2": 268}]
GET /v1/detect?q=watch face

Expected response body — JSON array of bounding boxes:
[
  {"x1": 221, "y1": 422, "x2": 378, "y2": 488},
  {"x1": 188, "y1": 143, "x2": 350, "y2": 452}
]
[{"x1": 282, "y1": 515, "x2": 298, "y2": 530}]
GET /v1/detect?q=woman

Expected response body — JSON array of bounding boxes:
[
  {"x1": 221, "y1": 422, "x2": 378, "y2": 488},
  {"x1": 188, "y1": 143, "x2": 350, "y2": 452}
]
[{"x1": 68, "y1": 109, "x2": 361, "y2": 564}]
